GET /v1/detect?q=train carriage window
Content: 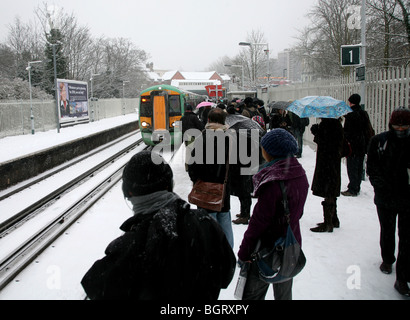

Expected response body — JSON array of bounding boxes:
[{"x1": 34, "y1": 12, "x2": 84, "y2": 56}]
[{"x1": 169, "y1": 95, "x2": 182, "y2": 116}]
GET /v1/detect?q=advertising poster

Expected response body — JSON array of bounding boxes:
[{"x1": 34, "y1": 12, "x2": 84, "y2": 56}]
[{"x1": 57, "y1": 79, "x2": 89, "y2": 124}]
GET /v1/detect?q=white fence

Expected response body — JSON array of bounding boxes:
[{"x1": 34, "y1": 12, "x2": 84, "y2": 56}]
[
  {"x1": 0, "y1": 98, "x2": 139, "y2": 139},
  {"x1": 259, "y1": 66, "x2": 410, "y2": 135}
]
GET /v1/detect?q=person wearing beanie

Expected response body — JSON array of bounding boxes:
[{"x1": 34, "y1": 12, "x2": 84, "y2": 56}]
[
  {"x1": 309, "y1": 118, "x2": 344, "y2": 232},
  {"x1": 238, "y1": 129, "x2": 309, "y2": 300},
  {"x1": 342, "y1": 93, "x2": 374, "y2": 197},
  {"x1": 367, "y1": 107, "x2": 410, "y2": 297},
  {"x1": 82, "y1": 150, "x2": 236, "y2": 300}
]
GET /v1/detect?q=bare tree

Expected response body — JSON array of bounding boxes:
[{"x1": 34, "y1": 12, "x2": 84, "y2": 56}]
[
  {"x1": 367, "y1": 0, "x2": 409, "y2": 67},
  {"x1": 395, "y1": 0, "x2": 410, "y2": 44},
  {"x1": 297, "y1": 0, "x2": 361, "y2": 79},
  {"x1": 92, "y1": 38, "x2": 149, "y2": 98},
  {"x1": 238, "y1": 29, "x2": 269, "y2": 87}
]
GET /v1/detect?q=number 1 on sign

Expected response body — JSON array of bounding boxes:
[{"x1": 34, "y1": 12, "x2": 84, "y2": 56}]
[{"x1": 349, "y1": 50, "x2": 353, "y2": 63}]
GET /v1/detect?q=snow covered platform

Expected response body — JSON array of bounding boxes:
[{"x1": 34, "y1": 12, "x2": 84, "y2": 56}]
[
  {"x1": 0, "y1": 115, "x2": 406, "y2": 300},
  {"x1": 0, "y1": 114, "x2": 139, "y2": 191}
]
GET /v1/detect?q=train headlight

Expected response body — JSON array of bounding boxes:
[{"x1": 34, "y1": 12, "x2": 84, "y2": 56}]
[{"x1": 141, "y1": 121, "x2": 150, "y2": 128}]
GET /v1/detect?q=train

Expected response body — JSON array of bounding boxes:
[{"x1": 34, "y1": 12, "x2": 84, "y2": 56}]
[{"x1": 139, "y1": 84, "x2": 206, "y2": 146}]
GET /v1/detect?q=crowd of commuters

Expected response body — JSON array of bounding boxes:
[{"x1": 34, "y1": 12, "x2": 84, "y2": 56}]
[{"x1": 82, "y1": 94, "x2": 410, "y2": 300}]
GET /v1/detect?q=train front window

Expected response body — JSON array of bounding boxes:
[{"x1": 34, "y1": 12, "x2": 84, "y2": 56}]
[
  {"x1": 169, "y1": 95, "x2": 181, "y2": 116},
  {"x1": 140, "y1": 97, "x2": 152, "y2": 116}
]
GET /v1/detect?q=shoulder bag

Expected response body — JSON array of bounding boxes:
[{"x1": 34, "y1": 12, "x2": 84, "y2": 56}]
[{"x1": 188, "y1": 156, "x2": 229, "y2": 213}]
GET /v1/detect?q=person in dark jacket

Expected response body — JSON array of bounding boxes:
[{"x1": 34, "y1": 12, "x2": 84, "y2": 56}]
[
  {"x1": 81, "y1": 150, "x2": 236, "y2": 300},
  {"x1": 188, "y1": 108, "x2": 235, "y2": 247},
  {"x1": 201, "y1": 104, "x2": 212, "y2": 124},
  {"x1": 242, "y1": 97, "x2": 261, "y2": 118},
  {"x1": 181, "y1": 104, "x2": 204, "y2": 143},
  {"x1": 181, "y1": 104, "x2": 205, "y2": 171},
  {"x1": 310, "y1": 118, "x2": 344, "y2": 232},
  {"x1": 289, "y1": 111, "x2": 309, "y2": 158},
  {"x1": 254, "y1": 98, "x2": 269, "y2": 126},
  {"x1": 269, "y1": 109, "x2": 292, "y2": 132},
  {"x1": 342, "y1": 94, "x2": 373, "y2": 197},
  {"x1": 238, "y1": 129, "x2": 309, "y2": 300},
  {"x1": 366, "y1": 107, "x2": 410, "y2": 297}
]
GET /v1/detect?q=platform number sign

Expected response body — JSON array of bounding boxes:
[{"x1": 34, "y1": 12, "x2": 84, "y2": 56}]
[{"x1": 341, "y1": 45, "x2": 361, "y2": 66}]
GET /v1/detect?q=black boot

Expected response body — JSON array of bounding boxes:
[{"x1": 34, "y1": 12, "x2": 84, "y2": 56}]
[
  {"x1": 317, "y1": 204, "x2": 340, "y2": 228},
  {"x1": 311, "y1": 201, "x2": 334, "y2": 233},
  {"x1": 394, "y1": 280, "x2": 410, "y2": 297}
]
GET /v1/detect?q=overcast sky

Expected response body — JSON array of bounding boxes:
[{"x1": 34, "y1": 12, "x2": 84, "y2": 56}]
[{"x1": 0, "y1": 0, "x2": 318, "y2": 71}]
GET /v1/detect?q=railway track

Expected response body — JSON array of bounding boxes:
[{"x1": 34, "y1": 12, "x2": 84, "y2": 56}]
[{"x1": 0, "y1": 131, "x2": 147, "y2": 291}]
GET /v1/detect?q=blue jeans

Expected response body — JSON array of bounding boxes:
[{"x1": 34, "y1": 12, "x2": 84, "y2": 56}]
[{"x1": 208, "y1": 211, "x2": 234, "y2": 248}]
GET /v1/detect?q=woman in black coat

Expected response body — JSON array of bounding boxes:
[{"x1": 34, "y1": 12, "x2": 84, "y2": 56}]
[{"x1": 310, "y1": 118, "x2": 344, "y2": 232}]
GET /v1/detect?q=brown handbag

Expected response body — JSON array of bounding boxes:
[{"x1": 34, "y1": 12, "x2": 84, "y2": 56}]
[{"x1": 188, "y1": 161, "x2": 230, "y2": 212}]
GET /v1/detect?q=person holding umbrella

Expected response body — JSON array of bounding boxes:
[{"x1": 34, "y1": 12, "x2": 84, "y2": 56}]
[
  {"x1": 309, "y1": 118, "x2": 344, "y2": 232},
  {"x1": 287, "y1": 96, "x2": 352, "y2": 233}
]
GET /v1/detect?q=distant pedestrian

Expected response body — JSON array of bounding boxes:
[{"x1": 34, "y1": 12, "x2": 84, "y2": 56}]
[
  {"x1": 341, "y1": 94, "x2": 374, "y2": 197},
  {"x1": 238, "y1": 128, "x2": 309, "y2": 300},
  {"x1": 201, "y1": 104, "x2": 212, "y2": 125},
  {"x1": 254, "y1": 98, "x2": 269, "y2": 126},
  {"x1": 242, "y1": 97, "x2": 261, "y2": 118},
  {"x1": 81, "y1": 150, "x2": 236, "y2": 300},
  {"x1": 252, "y1": 115, "x2": 266, "y2": 131},
  {"x1": 188, "y1": 108, "x2": 235, "y2": 247},
  {"x1": 181, "y1": 104, "x2": 205, "y2": 171},
  {"x1": 181, "y1": 104, "x2": 204, "y2": 145},
  {"x1": 269, "y1": 109, "x2": 292, "y2": 132},
  {"x1": 366, "y1": 107, "x2": 410, "y2": 297},
  {"x1": 310, "y1": 118, "x2": 344, "y2": 232},
  {"x1": 289, "y1": 111, "x2": 310, "y2": 158}
]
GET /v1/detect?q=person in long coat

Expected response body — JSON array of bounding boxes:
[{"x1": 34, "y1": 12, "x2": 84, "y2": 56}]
[
  {"x1": 310, "y1": 118, "x2": 344, "y2": 232},
  {"x1": 81, "y1": 151, "x2": 236, "y2": 300}
]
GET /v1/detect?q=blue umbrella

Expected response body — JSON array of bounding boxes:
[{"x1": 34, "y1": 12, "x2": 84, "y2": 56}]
[{"x1": 287, "y1": 96, "x2": 353, "y2": 118}]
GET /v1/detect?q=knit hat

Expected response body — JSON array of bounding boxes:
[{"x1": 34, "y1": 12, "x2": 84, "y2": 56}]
[
  {"x1": 261, "y1": 128, "x2": 297, "y2": 158},
  {"x1": 389, "y1": 107, "x2": 410, "y2": 126},
  {"x1": 122, "y1": 151, "x2": 173, "y2": 197},
  {"x1": 252, "y1": 115, "x2": 265, "y2": 128}
]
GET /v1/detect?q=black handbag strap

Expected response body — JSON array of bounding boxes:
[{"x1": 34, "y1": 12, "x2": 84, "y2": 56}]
[
  {"x1": 279, "y1": 181, "x2": 290, "y2": 225},
  {"x1": 252, "y1": 180, "x2": 289, "y2": 258}
]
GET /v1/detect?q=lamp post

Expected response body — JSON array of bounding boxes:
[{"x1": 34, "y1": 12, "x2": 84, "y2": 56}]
[
  {"x1": 239, "y1": 42, "x2": 270, "y2": 87},
  {"x1": 26, "y1": 60, "x2": 42, "y2": 135},
  {"x1": 122, "y1": 80, "x2": 130, "y2": 115},
  {"x1": 225, "y1": 64, "x2": 245, "y2": 90},
  {"x1": 46, "y1": 40, "x2": 63, "y2": 133},
  {"x1": 361, "y1": 0, "x2": 366, "y2": 108},
  {"x1": 90, "y1": 73, "x2": 100, "y2": 122}
]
